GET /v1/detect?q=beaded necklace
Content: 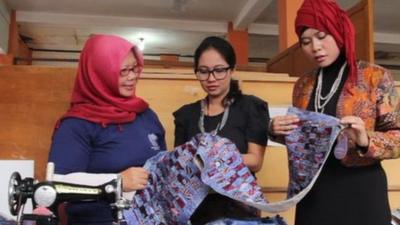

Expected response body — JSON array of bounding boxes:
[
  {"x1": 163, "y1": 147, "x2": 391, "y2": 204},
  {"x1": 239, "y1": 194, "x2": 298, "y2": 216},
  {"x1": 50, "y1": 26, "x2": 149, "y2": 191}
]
[{"x1": 198, "y1": 98, "x2": 232, "y2": 135}]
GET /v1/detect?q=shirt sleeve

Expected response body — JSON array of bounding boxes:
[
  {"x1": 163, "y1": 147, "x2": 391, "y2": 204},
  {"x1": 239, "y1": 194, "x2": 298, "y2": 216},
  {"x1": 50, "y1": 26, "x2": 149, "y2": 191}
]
[
  {"x1": 245, "y1": 96, "x2": 270, "y2": 147},
  {"x1": 48, "y1": 119, "x2": 92, "y2": 174},
  {"x1": 364, "y1": 67, "x2": 400, "y2": 159},
  {"x1": 173, "y1": 108, "x2": 187, "y2": 147}
]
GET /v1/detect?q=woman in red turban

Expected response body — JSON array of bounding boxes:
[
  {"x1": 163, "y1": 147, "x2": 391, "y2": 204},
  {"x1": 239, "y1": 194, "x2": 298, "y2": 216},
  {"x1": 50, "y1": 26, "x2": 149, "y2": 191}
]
[{"x1": 270, "y1": 0, "x2": 399, "y2": 224}]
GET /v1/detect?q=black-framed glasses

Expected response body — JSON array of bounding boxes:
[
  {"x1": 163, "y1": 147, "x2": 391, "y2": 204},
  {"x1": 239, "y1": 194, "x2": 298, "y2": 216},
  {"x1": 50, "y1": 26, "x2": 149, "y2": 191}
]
[
  {"x1": 120, "y1": 66, "x2": 140, "y2": 77},
  {"x1": 195, "y1": 66, "x2": 231, "y2": 81}
]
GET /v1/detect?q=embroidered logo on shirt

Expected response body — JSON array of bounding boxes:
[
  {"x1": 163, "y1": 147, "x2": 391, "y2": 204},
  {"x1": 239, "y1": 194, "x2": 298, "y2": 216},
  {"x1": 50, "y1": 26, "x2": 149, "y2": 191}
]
[{"x1": 148, "y1": 133, "x2": 160, "y2": 151}]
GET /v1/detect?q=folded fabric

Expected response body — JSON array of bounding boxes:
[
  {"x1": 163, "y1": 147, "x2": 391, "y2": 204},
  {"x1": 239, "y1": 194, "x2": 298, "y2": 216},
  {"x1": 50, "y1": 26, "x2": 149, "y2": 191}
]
[
  {"x1": 285, "y1": 107, "x2": 345, "y2": 197},
  {"x1": 196, "y1": 134, "x2": 266, "y2": 206},
  {"x1": 124, "y1": 107, "x2": 347, "y2": 224},
  {"x1": 124, "y1": 136, "x2": 209, "y2": 225},
  {"x1": 201, "y1": 107, "x2": 346, "y2": 213},
  {"x1": 125, "y1": 133, "x2": 272, "y2": 225}
]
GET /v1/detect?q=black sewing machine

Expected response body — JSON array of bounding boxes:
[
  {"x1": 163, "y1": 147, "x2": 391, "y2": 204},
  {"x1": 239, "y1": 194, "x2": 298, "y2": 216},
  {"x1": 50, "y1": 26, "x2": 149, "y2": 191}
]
[{"x1": 8, "y1": 163, "x2": 131, "y2": 225}]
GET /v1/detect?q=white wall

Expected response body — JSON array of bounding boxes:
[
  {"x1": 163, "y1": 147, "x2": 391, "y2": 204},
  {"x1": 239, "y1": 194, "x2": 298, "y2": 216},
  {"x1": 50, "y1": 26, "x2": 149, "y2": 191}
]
[{"x1": 0, "y1": 0, "x2": 10, "y2": 54}]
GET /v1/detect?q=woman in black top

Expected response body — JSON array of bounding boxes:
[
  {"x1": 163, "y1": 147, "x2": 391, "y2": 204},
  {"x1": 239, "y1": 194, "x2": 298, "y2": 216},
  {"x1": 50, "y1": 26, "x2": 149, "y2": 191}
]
[{"x1": 173, "y1": 36, "x2": 270, "y2": 224}]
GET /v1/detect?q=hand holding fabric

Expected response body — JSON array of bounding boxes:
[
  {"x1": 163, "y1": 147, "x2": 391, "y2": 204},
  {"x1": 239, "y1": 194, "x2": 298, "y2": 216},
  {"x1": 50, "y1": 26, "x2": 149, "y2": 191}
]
[
  {"x1": 340, "y1": 116, "x2": 369, "y2": 148},
  {"x1": 120, "y1": 167, "x2": 149, "y2": 192},
  {"x1": 269, "y1": 115, "x2": 300, "y2": 136}
]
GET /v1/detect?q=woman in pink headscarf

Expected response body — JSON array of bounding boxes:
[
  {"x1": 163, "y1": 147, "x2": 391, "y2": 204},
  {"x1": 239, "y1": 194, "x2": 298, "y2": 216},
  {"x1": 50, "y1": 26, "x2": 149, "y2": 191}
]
[
  {"x1": 269, "y1": 0, "x2": 400, "y2": 224},
  {"x1": 48, "y1": 34, "x2": 166, "y2": 225}
]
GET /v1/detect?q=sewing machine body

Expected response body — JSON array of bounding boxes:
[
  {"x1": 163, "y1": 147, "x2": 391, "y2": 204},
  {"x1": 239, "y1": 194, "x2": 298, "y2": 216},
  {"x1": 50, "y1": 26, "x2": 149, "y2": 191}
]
[{"x1": 8, "y1": 163, "x2": 130, "y2": 225}]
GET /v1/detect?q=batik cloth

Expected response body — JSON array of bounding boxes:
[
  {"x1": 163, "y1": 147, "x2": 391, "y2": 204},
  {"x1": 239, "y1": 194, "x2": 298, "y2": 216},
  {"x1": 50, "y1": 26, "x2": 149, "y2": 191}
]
[
  {"x1": 124, "y1": 136, "x2": 208, "y2": 225},
  {"x1": 285, "y1": 107, "x2": 346, "y2": 197},
  {"x1": 196, "y1": 134, "x2": 266, "y2": 206},
  {"x1": 0, "y1": 213, "x2": 15, "y2": 225},
  {"x1": 125, "y1": 107, "x2": 346, "y2": 224},
  {"x1": 240, "y1": 107, "x2": 347, "y2": 213},
  {"x1": 124, "y1": 134, "x2": 273, "y2": 225}
]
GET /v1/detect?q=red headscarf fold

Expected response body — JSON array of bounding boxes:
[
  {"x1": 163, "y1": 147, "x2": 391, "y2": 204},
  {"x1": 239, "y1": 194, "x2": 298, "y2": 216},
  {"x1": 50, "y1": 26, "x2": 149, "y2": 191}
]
[
  {"x1": 295, "y1": 0, "x2": 357, "y2": 84},
  {"x1": 62, "y1": 34, "x2": 148, "y2": 125}
]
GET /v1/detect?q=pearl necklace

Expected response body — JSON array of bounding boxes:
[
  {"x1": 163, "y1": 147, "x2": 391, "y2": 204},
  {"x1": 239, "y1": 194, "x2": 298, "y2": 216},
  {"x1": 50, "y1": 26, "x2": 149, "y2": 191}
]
[{"x1": 314, "y1": 62, "x2": 347, "y2": 113}]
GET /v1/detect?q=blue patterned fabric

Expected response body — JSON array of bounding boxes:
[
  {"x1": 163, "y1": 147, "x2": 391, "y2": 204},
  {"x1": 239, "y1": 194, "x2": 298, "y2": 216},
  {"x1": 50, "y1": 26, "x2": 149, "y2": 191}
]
[
  {"x1": 125, "y1": 133, "x2": 271, "y2": 225},
  {"x1": 125, "y1": 136, "x2": 209, "y2": 224},
  {"x1": 124, "y1": 107, "x2": 347, "y2": 225},
  {"x1": 196, "y1": 134, "x2": 267, "y2": 205},
  {"x1": 125, "y1": 133, "x2": 287, "y2": 225},
  {"x1": 285, "y1": 107, "x2": 345, "y2": 197}
]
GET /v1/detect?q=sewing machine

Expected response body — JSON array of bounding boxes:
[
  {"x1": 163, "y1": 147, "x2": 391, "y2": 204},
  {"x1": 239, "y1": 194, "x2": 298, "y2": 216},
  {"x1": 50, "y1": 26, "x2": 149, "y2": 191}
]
[{"x1": 8, "y1": 163, "x2": 131, "y2": 225}]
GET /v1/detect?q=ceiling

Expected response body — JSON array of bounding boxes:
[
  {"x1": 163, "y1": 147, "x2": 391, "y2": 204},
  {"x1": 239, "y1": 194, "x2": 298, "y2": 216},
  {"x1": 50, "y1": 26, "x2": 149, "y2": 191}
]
[{"x1": 3, "y1": 0, "x2": 400, "y2": 65}]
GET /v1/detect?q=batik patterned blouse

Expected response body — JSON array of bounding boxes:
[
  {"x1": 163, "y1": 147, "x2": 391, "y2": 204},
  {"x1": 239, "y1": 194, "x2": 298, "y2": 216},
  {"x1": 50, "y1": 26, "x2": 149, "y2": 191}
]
[{"x1": 293, "y1": 61, "x2": 400, "y2": 167}]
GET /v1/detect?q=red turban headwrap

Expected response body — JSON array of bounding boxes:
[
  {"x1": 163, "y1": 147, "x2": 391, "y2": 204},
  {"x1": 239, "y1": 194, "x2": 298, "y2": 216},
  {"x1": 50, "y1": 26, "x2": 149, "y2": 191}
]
[
  {"x1": 61, "y1": 34, "x2": 148, "y2": 125},
  {"x1": 295, "y1": 0, "x2": 357, "y2": 84}
]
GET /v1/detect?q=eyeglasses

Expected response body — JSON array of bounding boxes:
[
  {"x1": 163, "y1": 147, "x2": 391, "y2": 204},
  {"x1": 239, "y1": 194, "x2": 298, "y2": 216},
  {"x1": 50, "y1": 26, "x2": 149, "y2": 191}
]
[
  {"x1": 120, "y1": 66, "x2": 140, "y2": 77},
  {"x1": 195, "y1": 66, "x2": 231, "y2": 81}
]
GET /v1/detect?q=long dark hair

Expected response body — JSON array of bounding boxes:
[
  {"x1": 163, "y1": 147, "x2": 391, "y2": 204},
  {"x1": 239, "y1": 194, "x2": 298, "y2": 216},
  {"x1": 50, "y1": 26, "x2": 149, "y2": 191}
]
[{"x1": 194, "y1": 36, "x2": 242, "y2": 104}]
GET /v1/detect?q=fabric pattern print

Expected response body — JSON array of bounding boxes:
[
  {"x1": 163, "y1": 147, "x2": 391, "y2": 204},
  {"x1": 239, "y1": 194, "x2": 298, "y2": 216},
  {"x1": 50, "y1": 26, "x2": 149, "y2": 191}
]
[
  {"x1": 196, "y1": 134, "x2": 267, "y2": 205},
  {"x1": 126, "y1": 133, "x2": 278, "y2": 225},
  {"x1": 126, "y1": 137, "x2": 209, "y2": 225},
  {"x1": 125, "y1": 109, "x2": 346, "y2": 224},
  {"x1": 285, "y1": 107, "x2": 344, "y2": 197}
]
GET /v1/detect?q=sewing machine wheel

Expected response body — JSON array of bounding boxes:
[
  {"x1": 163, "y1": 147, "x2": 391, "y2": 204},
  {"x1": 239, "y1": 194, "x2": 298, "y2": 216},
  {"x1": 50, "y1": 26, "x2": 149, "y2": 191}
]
[{"x1": 8, "y1": 172, "x2": 22, "y2": 216}]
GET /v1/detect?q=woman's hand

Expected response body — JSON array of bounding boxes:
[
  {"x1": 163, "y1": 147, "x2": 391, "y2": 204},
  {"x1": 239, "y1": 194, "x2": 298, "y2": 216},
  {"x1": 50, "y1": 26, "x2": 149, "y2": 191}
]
[
  {"x1": 120, "y1": 167, "x2": 149, "y2": 192},
  {"x1": 340, "y1": 116, "x2": 369, "y2": 147},
  {"x1": 269, "y1": 115, "x2": 300, "y2": 136}
]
